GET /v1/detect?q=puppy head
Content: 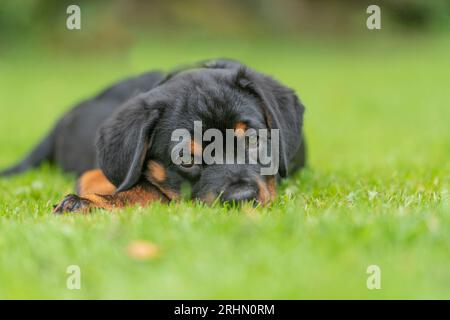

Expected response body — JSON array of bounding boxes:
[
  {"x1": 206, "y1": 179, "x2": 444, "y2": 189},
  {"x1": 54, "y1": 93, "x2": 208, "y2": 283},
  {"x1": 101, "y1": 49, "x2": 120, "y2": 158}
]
[{"x1": 97, "y1": 60, "x2": 304, "y2": 205}]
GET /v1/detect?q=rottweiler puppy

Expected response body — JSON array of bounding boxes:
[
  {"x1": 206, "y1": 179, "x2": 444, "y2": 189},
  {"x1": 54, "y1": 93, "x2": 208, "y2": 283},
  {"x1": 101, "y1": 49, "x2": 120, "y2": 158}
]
[{"x1": 0, "y1": 59, "x2": 306, "y2": 212}]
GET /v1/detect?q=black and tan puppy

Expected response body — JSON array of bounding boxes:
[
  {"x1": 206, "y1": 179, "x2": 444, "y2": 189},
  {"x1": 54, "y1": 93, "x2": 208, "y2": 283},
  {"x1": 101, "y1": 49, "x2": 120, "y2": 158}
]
[{"x1": 1, "y1": 59, "x2": 306, "y2": 212}]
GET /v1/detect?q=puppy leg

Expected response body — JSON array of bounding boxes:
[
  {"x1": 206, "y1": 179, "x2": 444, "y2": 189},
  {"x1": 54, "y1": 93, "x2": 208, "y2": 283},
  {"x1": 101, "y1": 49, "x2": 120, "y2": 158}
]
[{"x1": 53, "y1": 170, "x2": 166, "y2": 213}]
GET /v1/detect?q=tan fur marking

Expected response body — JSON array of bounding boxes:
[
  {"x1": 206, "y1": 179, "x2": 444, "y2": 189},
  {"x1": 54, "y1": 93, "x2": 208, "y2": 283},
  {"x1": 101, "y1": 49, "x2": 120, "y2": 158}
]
[
  {"x1": 147, "y1": 161, "x2": 166, "y2": 183},
  {"x1": 77, "y1": 169, "x2": 116, "y2": 196},
  {"x1": 145, "y1": 161, "x2": 180, "y2": 201},
  {"x1": 190, "y1": 139, "x2": 202, "y2": 157},
  {"x1": 158, "y1": 187, "x2": 180, "y2": 201},
  {"x1": 257, "y1": 176, "x2": 277, "y2": 205},
  {"x1": 234, "y1": 122, "x2": 247, "y2": 137},
  {"x1": 266, "y1": 176, "x2": 277, "y2": 201},
  {"x1": 116, "y1": 184, "x2": 167, "y2": 206},
  {"x1": 81, "y1": 194, "x2": 114, "y2": 210},
  {"x1": 75, "y1": 184, "x2": 167, "y2": 212}
]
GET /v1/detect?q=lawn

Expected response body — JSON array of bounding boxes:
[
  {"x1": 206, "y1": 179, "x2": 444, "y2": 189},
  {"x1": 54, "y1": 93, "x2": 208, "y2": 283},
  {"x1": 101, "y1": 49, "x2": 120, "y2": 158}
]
[{"x1": 0, "y1": 35, "x2": 449, "y2": 299}]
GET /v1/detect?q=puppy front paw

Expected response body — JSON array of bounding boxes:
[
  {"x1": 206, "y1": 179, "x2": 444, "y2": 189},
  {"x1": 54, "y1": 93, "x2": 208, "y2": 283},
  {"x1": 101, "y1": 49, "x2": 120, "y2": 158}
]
[{"x1": 53, "y1": 194, "x2": 92, "y2": 214}]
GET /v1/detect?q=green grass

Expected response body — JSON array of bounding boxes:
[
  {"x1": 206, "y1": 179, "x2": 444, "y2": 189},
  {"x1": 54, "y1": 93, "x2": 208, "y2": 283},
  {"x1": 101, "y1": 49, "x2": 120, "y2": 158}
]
[{"x1": 0, "y1": 35, "x2": 449, "y2": 299}]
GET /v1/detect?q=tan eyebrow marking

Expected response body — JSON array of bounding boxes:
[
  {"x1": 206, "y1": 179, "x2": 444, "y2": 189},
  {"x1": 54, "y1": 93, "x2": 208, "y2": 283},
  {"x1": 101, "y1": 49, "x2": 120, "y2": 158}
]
[
  {"x1": 234, "y1": 121, "x2": 247, "y2": 137},
  {"x1": 190, "y1": 139, "x2": 202, "y2": 156}
]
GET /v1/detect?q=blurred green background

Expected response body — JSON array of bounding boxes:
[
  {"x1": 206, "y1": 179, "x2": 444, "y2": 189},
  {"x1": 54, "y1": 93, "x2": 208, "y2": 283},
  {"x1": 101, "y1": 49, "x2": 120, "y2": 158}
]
[
  {"x1": 0, "y1": 1, "x2": 449, "y2": 299},
  {"x1": 1, "y1": 0, "x2": 450, "y2": 52},
  {"x1": 1, "y1": 0, "x2": 450, "y2": 41}
]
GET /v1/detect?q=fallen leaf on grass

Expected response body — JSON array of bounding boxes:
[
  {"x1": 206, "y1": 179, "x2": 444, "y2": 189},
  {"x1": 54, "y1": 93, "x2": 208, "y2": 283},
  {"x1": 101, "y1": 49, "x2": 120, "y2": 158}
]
[{"x1": 126, "y1": 240, "x2": 160, "y2": 260}]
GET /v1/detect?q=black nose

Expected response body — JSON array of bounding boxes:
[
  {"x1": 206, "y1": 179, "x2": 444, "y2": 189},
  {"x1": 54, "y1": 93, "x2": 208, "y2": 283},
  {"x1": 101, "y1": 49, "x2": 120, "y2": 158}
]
[{"x1": 221, "y1": 183, "x2": 258, "y2": 204}]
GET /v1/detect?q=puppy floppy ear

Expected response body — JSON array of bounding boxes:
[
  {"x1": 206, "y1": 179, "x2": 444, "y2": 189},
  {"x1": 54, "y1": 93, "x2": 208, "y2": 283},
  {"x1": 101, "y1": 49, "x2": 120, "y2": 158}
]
[
  {"x1": 96, "y1": 96, "x2": 161, "y2": 192},
  {"x1": 234, "y1": 67, "x2": 305, "y2": 178}
]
